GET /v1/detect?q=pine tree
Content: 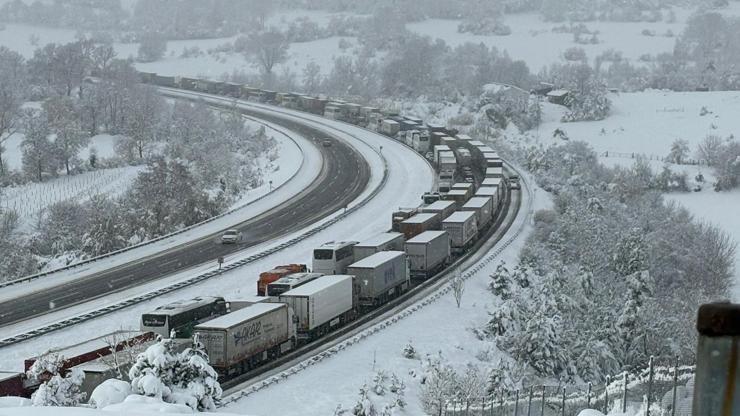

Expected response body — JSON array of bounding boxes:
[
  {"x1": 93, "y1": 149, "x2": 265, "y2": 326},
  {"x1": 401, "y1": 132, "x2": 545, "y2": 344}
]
[
  {"x1": 128, "y1": 337, "x2": 180, "y2": 401},
  {"x1": 489, "y1": 261, "x2": 512, "y2": 298},
  {"x1": 174, "y1": 334, "x2": 223, "y2": 410},
  {"x1": 402, "y1": 341, "x2": 417, "y2": 359},
  {"x1": 612, "y1": 228, "x2": 648, "y2": 277}
]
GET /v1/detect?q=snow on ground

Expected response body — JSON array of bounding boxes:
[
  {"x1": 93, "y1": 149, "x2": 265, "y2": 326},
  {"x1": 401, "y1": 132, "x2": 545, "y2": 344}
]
[
  {"x1": 0, "y1": 116, "x2": 311, "y2": 301},
  {"x1": 0, "y1": 98, "x2": 434, "y2": 374},
  {"x1": 535, "y1": 91, "x2": 740, "y2": 157},
  {"x1": 526, "y1": 90, "x2": 740, "y2": 298},
  {"x1": 221, "y1": 169, "x2": 545, "y2": 416},
  {"x1": 1, "y1": 166, "x2": 145, "y2": 231},
  {"x1": 0, "y1": 395, "x2": 247, "y2": 415}
]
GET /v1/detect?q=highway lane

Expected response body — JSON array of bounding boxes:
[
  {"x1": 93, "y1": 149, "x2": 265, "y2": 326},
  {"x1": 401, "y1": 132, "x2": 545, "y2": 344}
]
[{"x1": 0, "y1": 108, "x2": 371, "y2": 327}]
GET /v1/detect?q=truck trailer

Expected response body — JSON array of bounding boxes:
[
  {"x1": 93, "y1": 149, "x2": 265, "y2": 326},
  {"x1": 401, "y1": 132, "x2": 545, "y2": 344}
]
[
  {"x1": 461, "y1": 196, "x2": 494, "y2": 229},
  {"x1": 194, "y1": 303, "x2": 295, "y2": 376},
  {"x1": 353, "y1": 232, "x2": 406, "y2": 261},
  {"x1": 347, "y1": 251, "x2": 409, "y2": 307},
  {"x1": 442, "y1": 211, "x2": 478, "y2": 251},
  {"x1": 421, "y1": 200, "x2": 457, "y2": 222},
  {"x1": 399, "y1": 212, "x2": 441, "y2": 240},
  {"x1": 405, "y1": 231, "x2": 450, "y2": 279},
  {"x1": 278, "y1": 275, "x2": 357, "y2": 339}
]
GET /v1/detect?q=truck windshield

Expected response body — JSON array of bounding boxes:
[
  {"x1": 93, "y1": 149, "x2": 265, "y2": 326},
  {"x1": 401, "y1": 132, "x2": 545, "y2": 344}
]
[{"x1": 313, "y1": 249, "x2": 334, "y2": 260}]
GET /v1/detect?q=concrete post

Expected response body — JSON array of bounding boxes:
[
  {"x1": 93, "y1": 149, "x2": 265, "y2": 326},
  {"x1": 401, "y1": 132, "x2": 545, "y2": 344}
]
[{"x1": 692, "y1": 302, "x2": 740, "y2": 415}]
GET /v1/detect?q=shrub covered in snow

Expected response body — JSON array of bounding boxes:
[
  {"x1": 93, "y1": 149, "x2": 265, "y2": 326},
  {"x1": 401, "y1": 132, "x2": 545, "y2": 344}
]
[
  {"x1": 26, "y1": 353, "x2": 86, "y2": 407},
  {"x1": 89, "y1": 379, "x2": 131, "y2": 409},
  {"x1": 129, "y1": 335, "x2": 222, "y2": 411}
]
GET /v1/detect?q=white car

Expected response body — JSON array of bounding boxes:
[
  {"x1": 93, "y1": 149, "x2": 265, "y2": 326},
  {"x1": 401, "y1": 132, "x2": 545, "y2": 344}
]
[{"x1": 221, "y1": 229, "x2": 240, "y2": 244}]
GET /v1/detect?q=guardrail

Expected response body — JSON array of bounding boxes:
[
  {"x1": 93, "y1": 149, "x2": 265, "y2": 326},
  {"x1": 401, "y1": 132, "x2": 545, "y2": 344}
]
[
  {"x1": 0, "y1": 94, "x2": 401, "y2": 348},
  {"x1": 0, "y1": 113, "x2": 307, "y2": 289},
  {"x1": 218, "y1": 161, "x2": 533, "y2": 406}
]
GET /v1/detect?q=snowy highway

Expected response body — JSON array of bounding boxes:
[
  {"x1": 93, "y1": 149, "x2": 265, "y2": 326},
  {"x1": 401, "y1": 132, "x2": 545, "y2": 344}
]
[{"x1": 0, "y1": 90, "x2": 434, "y2": 370}]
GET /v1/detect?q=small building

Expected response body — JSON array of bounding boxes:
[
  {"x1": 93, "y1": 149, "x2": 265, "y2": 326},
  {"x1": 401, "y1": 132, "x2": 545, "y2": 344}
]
[{"x1": 546, "y1": 89, "x2": 572, "y2": 106}]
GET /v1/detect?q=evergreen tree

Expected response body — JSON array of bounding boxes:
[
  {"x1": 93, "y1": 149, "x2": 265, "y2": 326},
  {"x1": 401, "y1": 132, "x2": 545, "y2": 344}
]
[
  {"x1": 175, "y1": 334, "x2": 223, "y2": 410},
  {"x1": 489, "y1": 261, "x2": 512, "y2": 299},
  {"x1": 612, "y1": 228, "x2": 648, "y2": 277}
]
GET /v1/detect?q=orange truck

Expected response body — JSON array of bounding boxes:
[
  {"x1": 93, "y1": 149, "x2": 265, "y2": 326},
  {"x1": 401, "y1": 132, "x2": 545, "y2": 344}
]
[{"x1": 257, "y1": 264, "x2": 307, "y2": 295}]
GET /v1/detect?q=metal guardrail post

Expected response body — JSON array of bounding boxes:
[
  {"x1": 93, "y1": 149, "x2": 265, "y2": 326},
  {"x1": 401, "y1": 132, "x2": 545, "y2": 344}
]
[
  {"x1": 586, "y1": 382, "x2": 591, "y2": 409},
  {"x1": 646, "y1": 356, "x2": 654, "y2": 416},
  {"x1": 514, "y1": 390, "x2": 519, "y2": 416},
  {"x1": 693, "y1": 302, "x2": 740, "y2": 415},
  {"x1": 622, "y1": 372, "x2": 628, "y2": 413},
  {"x1": 527, "y1": 386, "x2": 533, "y2": 416},
  {"x1": 604, "y1": 376, "x2": 610, "y2": 414}
]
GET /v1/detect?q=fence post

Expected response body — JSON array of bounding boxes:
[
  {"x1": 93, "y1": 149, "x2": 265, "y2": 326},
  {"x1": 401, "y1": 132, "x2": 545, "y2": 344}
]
[
  {"x1": 490, "y1": 396, "x2": 494, "y2": 416},
  {"x1": 561, "y1": 387, "x2": 566, "y2": 416},
  {"x1": 586, "y1": 382, "x2": 592, "y2": 409},
  {"x1": 622, "y1": 372, "x2": 628, "y2": 413},
  {"x1": 604, "y1": 376, "x2": 610, "y2": 414},
  {"x1": 466, "y1": 399, "x2": 470, "y2": 416},
  {"x1": 540, "y1": 386, "x2": 546, "y2": 416},
  {"x1": 499, "y1": 391, "x2": 504, "y2": 416},
  {"x1": 693, "y1": 302, "x2": 740, "y2": 415},
  {"x1": 646, "y1": 356, "x2": 654, "y2": 416},
  {"x1": 527, "y1": 386, "x2": 533, "y2": 416},
  {"x1": 514, "y1": 390, "x2": 519, "y2": 416},
  {"x1": 671, "y1": 357, "x2": 678, "y2": 416}
]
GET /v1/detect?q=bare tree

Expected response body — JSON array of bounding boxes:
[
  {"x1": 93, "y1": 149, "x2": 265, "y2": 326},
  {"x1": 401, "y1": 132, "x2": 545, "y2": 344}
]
[
  {"x1": 100, "y1": 330, "x2": 149, "y2": 380},
  {"x1": 696, "y1": 134, "x2": 724, "y2": 166},
  {"x1": 451, "y1": 268, "x2": 465, "y2": 308},
  {"x1": 244, "y1": 28, "x2": 289, "y2": 77},
  {"x1": 0, "y1": 47, "x2": 26, "y2": 175}
]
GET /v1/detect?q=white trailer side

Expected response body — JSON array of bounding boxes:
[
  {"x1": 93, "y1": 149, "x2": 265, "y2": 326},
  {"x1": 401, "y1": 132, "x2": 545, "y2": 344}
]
[
  {"x1": 278, "y1": 275, "x2": 354, "y2": 336},
  {"x1": 405, "y1": 231, "x2": 450, "y2": 278}
]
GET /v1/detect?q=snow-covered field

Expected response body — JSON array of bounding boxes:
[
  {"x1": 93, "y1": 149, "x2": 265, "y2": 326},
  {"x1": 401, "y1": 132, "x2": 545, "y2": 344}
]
[
  {"x1": 528, "y1": 91, "x2": 740, "y2": 299},
  {"x1": 0, "y1": 98, "x2": 434, "y2": 375}
]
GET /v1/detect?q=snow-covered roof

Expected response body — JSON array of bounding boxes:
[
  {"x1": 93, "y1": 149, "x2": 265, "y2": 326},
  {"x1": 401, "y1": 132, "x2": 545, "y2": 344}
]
[
  {"x1": 348, "y1": 251, "x2": 405, "y2": 269},
  {"x1": 456, "y1": 148, "x2": 471, "y2": 156},
  {"x1": 406, "y1": 230, "x2": 448, "y2": 244},
  {"x1": 476, "y1": 187, "x2": 498, "y2": 196},
  {"x1": 547, "y1": 89, "x2": 570, "y2": 97},
  {"x1": 317, "y1": 241, "x2": 357, "y2": 250},
  {"x1": 382, "y1": 119, "x2": 399, "y2": 125},
  {"x1": 278, "y1": 275, "x2": 352, "y2": 297},
  {"x1": 482, "y1": 178, "x2": 503, "y2": 187},
  {"x1": 445, "y1": 189, "x2": 467, "y2": 196},
  {"x1": 439, "y1": 151, "x2": 455, "y2": 158},
  {"x1": 442, "y1": 211, "x2": 476, "y2": 223},
  {"x1": 483, "y1": 152, "x2": 500, "y2": 159},
  {"x1": 469, "y1": 140, "x2": 485, "y2": 147},
  {"x1": 269, "y1": 273, "x2": 323, "y2": 287},
  {"x1": 433, "y1": 145, "x2": 450, "y2": 151},
  {"x1": 150, "y1": 296, "x2": 223, "y2": 316},
  {"x1": 423, "y1": 200, "x2": 455, "y2": 212},
  {"x1": 456, "y1": 134, "x2": 472, "y2": 141},
  {"x1": 355, "y1": 232, "x2": 404, "y2": 248},
  {"x1": 28, "y1": 330, "x2": 147, "y2": 360},
  {"x1": 402, "y1": 213, "x2": 438, "y2": 224},
  {"x1": 478, "y1": 146, "x2": 494, "y2": 153},
  {"x1": 486, "y1": 167, "x2": 504, "y2": 175},
  {"x1": 195, "y1": 303, "x2": 284, "y2": 330},
  {"x1": 451, "y1": 183, "x2": 473, "y2": 190},
  {"x1": 463, "y1": 196, "x2": 492, "y2": 209},
  {"x1": 0, "y1": 371, "x2": 20, "y2": 382}
]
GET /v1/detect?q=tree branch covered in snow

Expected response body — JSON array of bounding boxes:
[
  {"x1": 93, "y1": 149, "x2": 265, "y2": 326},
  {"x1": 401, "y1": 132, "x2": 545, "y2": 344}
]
[{"x1": 483, "y1": 141, "x2": 735, "y2": 383}]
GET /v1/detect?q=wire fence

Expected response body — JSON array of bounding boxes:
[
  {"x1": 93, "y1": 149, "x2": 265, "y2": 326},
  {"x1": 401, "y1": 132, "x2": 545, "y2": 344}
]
[
  {"x1": 443, "y1": 358, "x2": 695, "y2": 416},
  {"x1": 599, "y1": 151, "x2": 707, "y2": 166}
]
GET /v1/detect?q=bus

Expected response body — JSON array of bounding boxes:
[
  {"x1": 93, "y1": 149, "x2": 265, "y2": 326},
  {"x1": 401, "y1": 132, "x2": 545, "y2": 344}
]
[
  {"x1": 140, "y1": 296, "x2": 227, "y2": 339},
  {"x1": 312, "y1": 241, "x2": 358, "y2": 275}
]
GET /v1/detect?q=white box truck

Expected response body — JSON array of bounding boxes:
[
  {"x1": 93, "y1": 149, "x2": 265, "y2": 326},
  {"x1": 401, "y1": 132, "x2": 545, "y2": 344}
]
[
  {"x1": 278, "y1": 275, "x2": 356, "y2": 339},
  {"x1": 353, "y1": 232, "x2": 405, "y2": 261},
  {"x1": 405, "y1": 230, "x2": 450, "y2": 278},
  {"x1": 442, "y1": 211, "x2": 478, "y2": 251},
  {"x1": 347, "y1": 251, "x2": 408, "y2": 307},
  {"x1": 461, "y1": 196, "x2": 494, "y2": 229}
]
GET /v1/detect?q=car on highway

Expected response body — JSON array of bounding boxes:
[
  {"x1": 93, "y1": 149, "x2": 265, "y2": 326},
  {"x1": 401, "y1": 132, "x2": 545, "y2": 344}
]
[
  {"x1": 322, "y1": 139, "x2": 332, "y2": 147},
  {"x1": 221, "y1": 229, "x2": 240, "y2": 244}
]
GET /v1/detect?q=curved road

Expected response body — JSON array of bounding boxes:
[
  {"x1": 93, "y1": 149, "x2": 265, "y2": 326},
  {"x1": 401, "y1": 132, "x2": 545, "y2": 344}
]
[{"x1": 0, "y1": 106, "x2": 371, "y2": 327}]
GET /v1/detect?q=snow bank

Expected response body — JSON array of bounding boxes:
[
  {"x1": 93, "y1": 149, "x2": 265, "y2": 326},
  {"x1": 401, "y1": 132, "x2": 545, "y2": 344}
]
[
  {"x1": 0, "y1": 396, "x2": 31, "y2": 407},
  {"x1": 0, "y1": 395, "x2": 250, "y2": 415},
  {"x1": 89, "y1": 379, "x2": 131, "y2": 409}
]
